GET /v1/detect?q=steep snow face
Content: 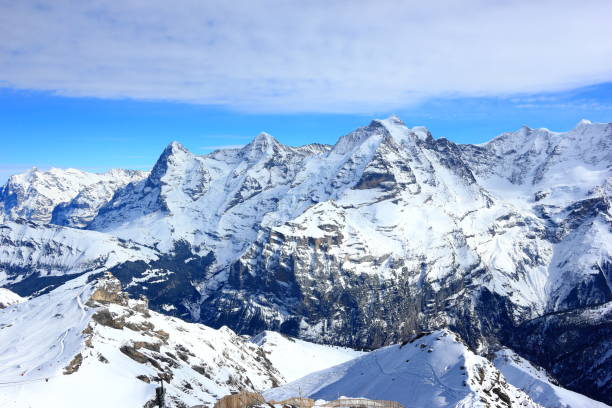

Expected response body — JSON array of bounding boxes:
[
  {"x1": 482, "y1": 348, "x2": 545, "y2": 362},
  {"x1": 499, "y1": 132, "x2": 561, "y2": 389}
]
[
  {"x1": 0, "y1": 167, "x2": 147, "y2": 226},
  {"x1": 251, "y1": 331, "x2": 366, "y2": 382},
  {"x1": 0, "y1": 287, "x2": 24, "y2": 308},
  {"x1": 88, "y1": 138, "x2": 333, "y2": 260},
  {"x1": 265, "y1": 330, "x2": 541, "y2": 408},
  {"x1": 544, "y1": 202, "x2": 611, "y2": 312},
  {"x1": 493, "y1": 349, "x2": 609, "y2": 408},
  {"x1": 0, "y1": 273, "x2": 283, "y2": 408},
  {"x1": 463, "y1": 121, "x2": 611, "y2": 209},
  {"x1": 199, "y1": 119, "x2": 559, "y2": 347},
  {"x1": 0, "y1": 220, "x2": 157, "y2": 295}
]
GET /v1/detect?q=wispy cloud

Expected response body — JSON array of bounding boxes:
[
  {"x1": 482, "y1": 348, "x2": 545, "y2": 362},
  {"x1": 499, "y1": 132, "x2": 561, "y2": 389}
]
[
  {"x1": 0, "y1": 1, "x2": 611, "y2": 113},
  {"x1": 201, "y1": 144, "x2": 245, "y2": 151},
  {"x1": 200, "y1": 134, "x2": 252, "y2": 141},
  {"x1": 112, "y1": 155, "x2": 150, "y2": 160},
  {"x1": 514, "y1": 101, "x2": 612, "y2": 110}
]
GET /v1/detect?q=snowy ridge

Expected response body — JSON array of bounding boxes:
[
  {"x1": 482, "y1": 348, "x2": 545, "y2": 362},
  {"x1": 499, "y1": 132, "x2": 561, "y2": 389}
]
[
  {"x1": 0, "y1": 288, "x2": 24, "y2": 308},
  {"x1": 0, "y1": 273, "x2": 282, "y2": 408},
  {"x1": 265, "y1": 330, "x2": 543, "y2": 408},
  {"x1": 0, "y1": 167, "x2": 147, "y2": 226},
  {"x1": 0, "y1": 220, "x2": 158, "y2": 292},
  {"x1": 251, "y1": 330, "x2": 365, "y2": 382}
]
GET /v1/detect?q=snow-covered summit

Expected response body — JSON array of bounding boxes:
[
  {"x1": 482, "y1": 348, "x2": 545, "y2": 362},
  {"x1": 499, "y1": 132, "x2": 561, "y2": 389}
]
[
  {"x1": 265, "y1": 330, "x2": 543, "y2": 408},
  {"x1": 375, "y1": 114, "x2": 432, "y2": 143},
  {"x1": 0, "y1": 167, "x2": 147, "y2": 226}
]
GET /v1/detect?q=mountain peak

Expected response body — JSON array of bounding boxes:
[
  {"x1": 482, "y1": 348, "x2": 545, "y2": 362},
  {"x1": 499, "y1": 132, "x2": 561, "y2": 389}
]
[
  {"x1": 371, "y1": 114, "x2": 406, "y2": 129},
  {"x1": 163, "y1": 140, "x2": 188, "y2": 154},
  {"x1": 241, "y1": 132, "x2": 282, "y2": 157},
  {"x1": 574, "y1": 118, "x2": 598, "y2": 131},
  {"x1": 251, "y1": 132, "x2": 278, "y2": 145},
  {"x1": 374, "y1": 115, "x2": 433, "y2": 143},
  {"x1": 384, "y1": 114, "x2": 406, "y2": 125},
  {"x1": 148, "y1": 141, "x2": 193, "y2": 186},
  {"x1": 156, "y1": 141, "x2": 191, "y2": 164}
]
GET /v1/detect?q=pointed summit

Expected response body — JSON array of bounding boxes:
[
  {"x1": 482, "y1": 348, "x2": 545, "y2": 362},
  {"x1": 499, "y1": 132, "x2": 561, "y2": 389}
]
[
  {"x1": 370, "y1": 114, "x2": 406, "y2": 129},
  {"x1": 149, "y1": 141, "x2": 192, "y2": 184},
  {"x1": 241, "y1": 132, "x2": 282, "y2": 159},
  {"x1": 250, "y1": 132, "x2": 278, "y2": 147},
  {"x1": 374, "y1": 114, "x2": 432, "y2": 144},
  {"x1": 575, "y1": 119, "x2": 593, "y2": 131},
  {"x1": 162, "y1": 141, "x2": 188, "y2": 155},
  {"x1": 384, "y1": 114, "x2": 406, "y2": 126}
]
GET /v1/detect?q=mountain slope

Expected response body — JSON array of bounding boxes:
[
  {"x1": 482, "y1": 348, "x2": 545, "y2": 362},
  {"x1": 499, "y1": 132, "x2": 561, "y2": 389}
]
[
  {"x1": 0, "y1": 272, "x2": 283, "y2": 408},
  {"x1": 265, "y1": 330, "x2": 542, "y2": 408},
  {"x1": 493, "y1": 348, "x2": 609, "y2": 408},
  {"x1": 503, "y1": 301, "x2": 612, "y2": 405},
  {"x1": 251, "y1": 330, "x2": 365, "y2": 382},
  {"x1": 0, "y1": 220, "x2": 157, "y2": 296}
]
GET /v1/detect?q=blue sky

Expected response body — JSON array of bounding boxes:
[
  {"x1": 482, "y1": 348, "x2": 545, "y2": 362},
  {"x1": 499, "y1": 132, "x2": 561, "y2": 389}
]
[{"x1": 1, "y1": 1, "x2": 611, "y2": 182}]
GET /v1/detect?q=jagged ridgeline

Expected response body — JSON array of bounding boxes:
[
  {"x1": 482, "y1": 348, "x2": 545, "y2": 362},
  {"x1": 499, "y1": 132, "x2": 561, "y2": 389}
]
[{"x1": 0, "y1": 116, "x2": 610, "y2": 403}]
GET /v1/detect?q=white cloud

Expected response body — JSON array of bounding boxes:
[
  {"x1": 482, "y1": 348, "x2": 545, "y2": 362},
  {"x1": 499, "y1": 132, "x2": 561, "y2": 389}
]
[
  {"x1": 201, "y1": 144, "x2": 245, "y2": 151},
  {"x1": 0, "y1": 0, "x2": 611, "y2": 113}
]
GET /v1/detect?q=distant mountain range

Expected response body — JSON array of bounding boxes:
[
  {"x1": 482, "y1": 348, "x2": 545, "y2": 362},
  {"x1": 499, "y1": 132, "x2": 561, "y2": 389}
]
[{"x1": 0, "y1": 116, "x2": 610, "y2": 405}]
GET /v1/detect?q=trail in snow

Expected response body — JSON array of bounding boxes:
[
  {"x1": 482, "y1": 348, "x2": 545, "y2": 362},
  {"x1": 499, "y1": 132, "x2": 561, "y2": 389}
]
[{"x1": 75, "y1": 292, "x2": 86, "y2": 321}]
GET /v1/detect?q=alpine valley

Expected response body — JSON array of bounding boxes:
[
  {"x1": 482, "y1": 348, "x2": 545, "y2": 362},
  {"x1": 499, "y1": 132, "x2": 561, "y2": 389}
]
[{"x1": 0, "y1": 116, "x2": 610, "y2": 407}]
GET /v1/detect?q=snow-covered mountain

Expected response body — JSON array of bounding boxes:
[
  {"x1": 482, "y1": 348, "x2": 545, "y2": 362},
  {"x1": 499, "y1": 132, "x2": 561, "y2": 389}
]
[
  {"x1": 0, "y1": 219, "x2": 158, "y2": 296},
  {"x1": 0, "y1": 272, "x2": 283, "y2": 408},
  {"x1": 0, "y1": 167, "x2": 147, "y2": 226},
  {"x1": 266, "y1": 330, "x2": 609, "y2": 408},
  {"x1": 265, "y1": 330, "x2": 544, "y2": 408},
  {"x1": 251, "y1": 330, "x2": 366, "y2": 382},
  {"x1": 0, "y1": 116, "x2": 610, "y2": 404}
]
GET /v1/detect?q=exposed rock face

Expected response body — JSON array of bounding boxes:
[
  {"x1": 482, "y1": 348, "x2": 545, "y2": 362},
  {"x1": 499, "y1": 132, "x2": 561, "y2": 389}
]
[
  {"x1": 86, "y1": 272, "x2": 129, "y2": 306},
  {"x1": 504, "y1": 302, "x2": 612, "y2": 405},
  {"x1": 63, "y1": 353, "x2": 83, "y2": 375}
]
